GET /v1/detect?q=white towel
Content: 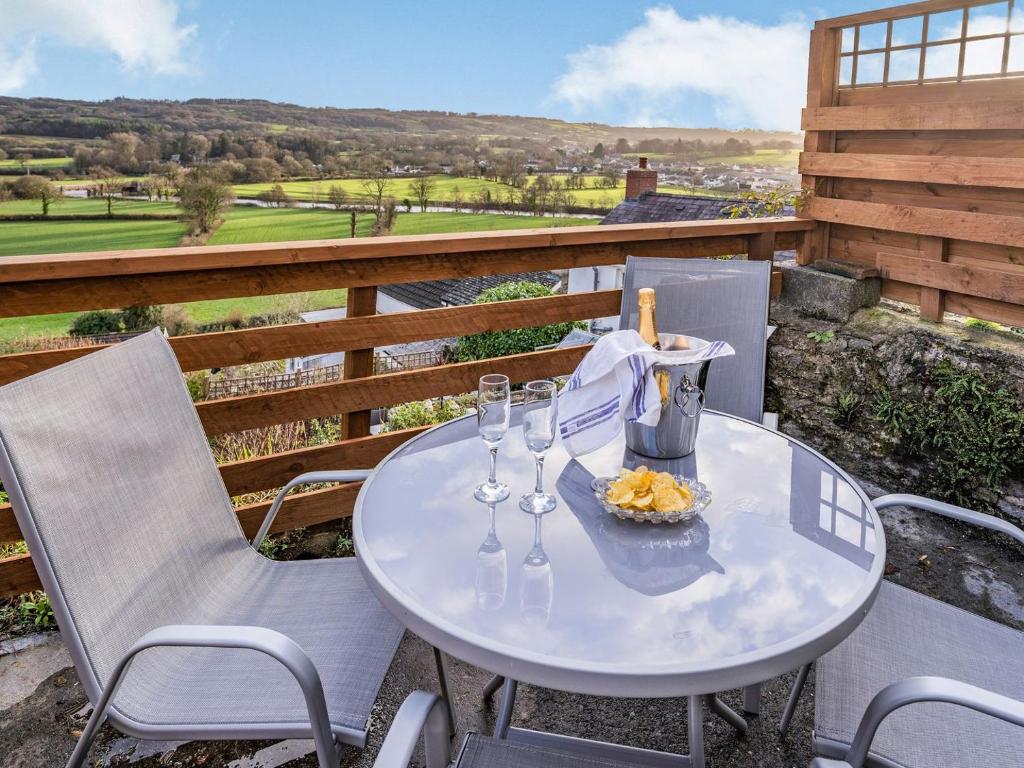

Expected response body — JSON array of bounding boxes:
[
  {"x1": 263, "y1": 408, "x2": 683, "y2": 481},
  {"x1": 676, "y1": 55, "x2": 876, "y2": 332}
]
[{"x1": 557, "y1": 330, "x2": 734, "y2": 458}]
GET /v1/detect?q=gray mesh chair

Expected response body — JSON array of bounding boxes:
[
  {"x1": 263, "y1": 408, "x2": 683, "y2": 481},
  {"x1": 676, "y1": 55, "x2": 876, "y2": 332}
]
[
  {"x1": 784, "y1": 495, "x2": 1024, "y2": 768},
  {"x1": 0, "y1": 330, "x2": 413, "y2": 768},
  {"x1": 619, "y1": 256, "x2": 772, "y2": 425}
]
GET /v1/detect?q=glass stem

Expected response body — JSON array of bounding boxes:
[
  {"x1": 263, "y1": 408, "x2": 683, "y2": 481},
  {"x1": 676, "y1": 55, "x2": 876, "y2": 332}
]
[
  {"x1": 488, "y1": 446, "x2": 498, "y2": 486},
  {"x1": 534, "y1": 454, "x2": 545, "y2": 495}
]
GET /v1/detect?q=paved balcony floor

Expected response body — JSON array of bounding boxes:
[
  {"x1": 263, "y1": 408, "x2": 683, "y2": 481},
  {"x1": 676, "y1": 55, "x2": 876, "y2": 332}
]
[{"x1": 1, "y1": 485, "x2": 1021, "y2": 768}]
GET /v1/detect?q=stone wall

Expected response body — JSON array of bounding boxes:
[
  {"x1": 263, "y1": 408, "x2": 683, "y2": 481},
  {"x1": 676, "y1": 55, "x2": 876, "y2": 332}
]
[{"x1": 767, "y1": 275, "x2": 1024, "y2": 524}]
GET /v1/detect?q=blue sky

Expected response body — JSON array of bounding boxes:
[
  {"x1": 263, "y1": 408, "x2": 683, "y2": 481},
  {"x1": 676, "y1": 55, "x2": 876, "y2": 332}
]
[{"x1": 0, "y1": 0, "x2": 870, "y2": 130}]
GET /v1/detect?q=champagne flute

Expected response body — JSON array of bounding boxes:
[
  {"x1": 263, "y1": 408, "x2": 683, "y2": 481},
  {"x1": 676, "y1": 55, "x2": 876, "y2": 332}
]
[
  {"x1": 519, "y1": 379, "x2": 558, "y2": 514},
  {"x1": 474, "y1": 374, "x2": 511, "y2": 503},
  {"x1": 519, "y1": 511, "x2": 553, "y2": 624},
  {"x1": 475, "y1": 502, "x2": 507, "y2": 611}
]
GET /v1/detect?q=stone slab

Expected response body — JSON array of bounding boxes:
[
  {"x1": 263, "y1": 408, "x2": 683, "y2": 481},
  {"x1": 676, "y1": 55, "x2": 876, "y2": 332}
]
[{"x1": 779, "y1": 262, "x2": 881, "y2": 322}]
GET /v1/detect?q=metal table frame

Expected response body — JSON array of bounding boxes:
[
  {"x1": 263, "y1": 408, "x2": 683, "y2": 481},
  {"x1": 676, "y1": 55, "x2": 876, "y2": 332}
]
[{"x1": 354, "y1": 410, "x2": 886, "y2": 768}]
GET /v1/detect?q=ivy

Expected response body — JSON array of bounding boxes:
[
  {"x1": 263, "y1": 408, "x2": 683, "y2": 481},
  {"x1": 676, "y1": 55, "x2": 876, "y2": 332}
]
[{"x1": 873, "y1": 359, "x2": 1024, "y2": 506}]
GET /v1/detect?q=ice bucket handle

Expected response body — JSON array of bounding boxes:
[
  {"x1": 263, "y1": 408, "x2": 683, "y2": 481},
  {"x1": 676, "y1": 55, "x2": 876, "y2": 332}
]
[{"x1": 673, "y1": 380, "x2": 705, "y2": 419}]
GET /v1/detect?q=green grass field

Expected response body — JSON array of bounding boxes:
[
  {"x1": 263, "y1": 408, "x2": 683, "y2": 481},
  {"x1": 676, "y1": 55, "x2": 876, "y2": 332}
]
[
  {"x1": 0, "y1": 204, "x2": 599, "y2": 340},
  {"x1": 705, "y1": 149, "x2": 799, "y2": 168},
  {"x1": 0, "y1": 157, "x2": 73, "y2": 170},
  {"x1": 232, "y1": 174, "x2": 715, "y2": 208},
  {"x1": 0, "y1": 197, "x2": 179, "y2": 216}
]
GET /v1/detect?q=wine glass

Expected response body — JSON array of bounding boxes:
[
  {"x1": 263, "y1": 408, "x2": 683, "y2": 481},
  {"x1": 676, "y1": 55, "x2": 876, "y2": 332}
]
[
  {"x1": 474, "y1": 374, "x2": 511, "y2": 503},
  {"x1": 475, "y1": 502, "x2": 507, "y2": 611},
  {"x1": 520, "y1": 512, "x2": 553, "y2": 624},
  {"x1": 519, "y1": 379, "x2": 558, "y2": 514}
]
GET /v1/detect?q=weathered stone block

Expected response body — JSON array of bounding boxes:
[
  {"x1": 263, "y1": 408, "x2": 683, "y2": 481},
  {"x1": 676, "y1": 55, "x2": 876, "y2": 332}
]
[{"x1": 779, "y1": 262, "x2": 881, "y2": 323}]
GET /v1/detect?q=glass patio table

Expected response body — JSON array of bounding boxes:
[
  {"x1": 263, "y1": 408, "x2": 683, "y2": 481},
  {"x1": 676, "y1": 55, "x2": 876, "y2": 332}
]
[{"x1": 354, "y1": 407, "x2": 886, "y2": 768}]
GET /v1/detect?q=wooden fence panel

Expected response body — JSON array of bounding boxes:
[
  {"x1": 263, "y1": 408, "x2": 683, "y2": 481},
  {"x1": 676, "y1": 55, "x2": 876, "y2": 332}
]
[{"x1": 801, "y1": 0, "x2": 1024, "y2": 325}]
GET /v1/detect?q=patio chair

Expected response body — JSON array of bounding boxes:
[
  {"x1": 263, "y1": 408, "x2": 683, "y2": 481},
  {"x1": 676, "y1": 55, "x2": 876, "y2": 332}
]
[
  {"x1": 783, "y1": 494, "x2": 1024, "y2": 768},
  {"x1": 0, "y1": 329, "x2": 443, "y2": 768},
  {"x1": 618, "y1": 256, "x2": 773, "y2": 425}
]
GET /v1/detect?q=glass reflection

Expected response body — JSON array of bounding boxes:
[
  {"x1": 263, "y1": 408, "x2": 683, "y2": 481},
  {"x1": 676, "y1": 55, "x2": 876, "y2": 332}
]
[
  {"x1": 557, "y1": 460, "x2": 724, "y2": 596},
  {"x1": 475, "y1": 502, "x2": 508, "y2": 611},
  {"x1": 519, "y1": 512, "x2": 553, "y2": 625}
]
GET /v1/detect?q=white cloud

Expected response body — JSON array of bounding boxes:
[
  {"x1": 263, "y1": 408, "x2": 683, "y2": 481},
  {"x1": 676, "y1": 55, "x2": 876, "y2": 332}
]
[
  {"x1": 552, "y1": 7, "x2": 809, "y2": 131},
  {"x1": 0, "y1": 0, "x2": 197, "y2": 93}
]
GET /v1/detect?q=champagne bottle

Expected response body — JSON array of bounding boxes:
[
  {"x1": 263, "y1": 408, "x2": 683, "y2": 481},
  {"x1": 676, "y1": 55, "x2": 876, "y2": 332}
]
[{"x1": 637, "y1": 288, "x2": 661, "y2": 350}]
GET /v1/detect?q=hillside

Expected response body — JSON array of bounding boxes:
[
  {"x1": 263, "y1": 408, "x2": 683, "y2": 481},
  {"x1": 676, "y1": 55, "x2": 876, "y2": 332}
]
[{"x1": 0, "y1": 96, "x2": 801, "y2": 150}]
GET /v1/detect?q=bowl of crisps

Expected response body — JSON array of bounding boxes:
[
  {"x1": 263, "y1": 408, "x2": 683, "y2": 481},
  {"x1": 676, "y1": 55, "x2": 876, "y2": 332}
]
[{"x1": 591, "y1": 466, "x2": 710, "y2": 524}]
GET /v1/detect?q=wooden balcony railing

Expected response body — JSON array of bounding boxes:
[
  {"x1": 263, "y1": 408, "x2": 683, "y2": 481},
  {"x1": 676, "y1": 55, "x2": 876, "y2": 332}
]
[{"x1": 0, "y1": 217, "x2": 812, "y2": 597}]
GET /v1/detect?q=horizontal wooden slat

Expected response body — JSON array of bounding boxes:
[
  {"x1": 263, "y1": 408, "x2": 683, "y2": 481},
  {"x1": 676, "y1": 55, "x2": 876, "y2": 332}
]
[
  {"x1": 803, "y1": 102, "x2": 1024, "y2": 132},
  {"x1": 0, "y1": 229, "x2": 800, "y2": 319},
  {"x1": 196, "y1": 345, "x2": 590, "y2": 436},
  {"x1": 0, "y1": 553, "x2": 41, "y2": 598},
  {"x1": 0, "y1": 482, "x2": 361, "y2": 598},
  {"x1": 235, "y1": 483, "x2": 360, "y2": 539},
  {"x1": 220, "y1": 427, "x2": 427, "y2": 497},
  {"x1": 802, "y1": 152, "x2": 1024, "y2": 190},
  {"x1": 836, "y1": 130, "x2": 1024, "y2": 158},
  {"x1": 944, "y1": 291, "x2": 1024, "y2": 327},
  {"x1": 0, "y1": 290, "x2": 622, "y2": 384},
  {"x1": 0, "y1": 218, "x2": 811, "y2": 284},
  {"x1": 817, "y1": 0, "x2": 1000, "y2": 28},
  {"x1": 877, "y1": 250, "x2": 1024, "y2": 304},
  {"x1": 807, "y1": 197, "x2": 1024, "y2": 249},
  {"x1": 834, "y1": 178, "x2": 1024, "y2": 218},
  {"x1": 839, "y1": 79, "x2": 1024, "y2": 107}
]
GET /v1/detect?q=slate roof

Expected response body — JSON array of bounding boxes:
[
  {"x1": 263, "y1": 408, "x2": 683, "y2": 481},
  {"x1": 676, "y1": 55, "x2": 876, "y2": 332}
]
[
  {"x1": 379, "y1": 271, "x2": 561, "y2": 310},
  {"x1": 600, "y1": 192, "x2": 747, "y2": 225}
]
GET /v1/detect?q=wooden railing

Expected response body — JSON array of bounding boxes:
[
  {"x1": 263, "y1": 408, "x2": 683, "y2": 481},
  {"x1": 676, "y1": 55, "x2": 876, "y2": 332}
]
[
  {"x1": 0, "y1": 218, "x2": 811, "y2": 597},
  {"x1": 799, "y1": 0, "x2": 1024, "y2": 327}
]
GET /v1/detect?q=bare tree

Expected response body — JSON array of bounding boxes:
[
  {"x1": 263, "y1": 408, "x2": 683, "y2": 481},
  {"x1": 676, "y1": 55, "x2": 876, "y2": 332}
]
[
  {"x1": 409, "y1": 176, "x2": 436, "y2": 212},
  {"x1": 327, "y1": 184, "x2": 348, "y2": 210},
  {"x1": 371, "y1": 198, "x2": 398, "y2": 236},
  {"x1": 90, "y1": 167, "x2": 122, "y2": 217},
  {"x1": 450, "y1": 184, "x2": 464, "y2": 213},
  {"x1": 13, "y1": 175, "x2": 62, "y2": 216},
  {"x1": 360, "y1": 170, "x2": 393, "y2": 218},
  {"x1": 14, "y1": 153, "x2": 31, "y2": 174}
]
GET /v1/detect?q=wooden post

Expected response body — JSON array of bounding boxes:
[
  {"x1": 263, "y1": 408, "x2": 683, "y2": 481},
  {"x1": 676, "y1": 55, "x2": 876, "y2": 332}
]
[
  {"x1": 341, "y1": 285, "x2": 378, "y2": 438},
  {"x1": 799, "y1": 23, "x2": 841, "y2": 266},
  {"x1": 918, "y1": 236, "x2": 947, "y2": 322},
  {"x1": 747, "y1": 231, "x2": 776, "y2": 261}
]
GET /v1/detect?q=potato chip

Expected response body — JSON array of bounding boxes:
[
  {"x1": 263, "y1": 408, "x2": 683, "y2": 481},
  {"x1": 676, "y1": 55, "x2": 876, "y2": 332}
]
[
  {"x1": 631, "y1": 492, "x2": 654, "y2": 509},
  {"x1": 653, "y1": 487, "x2": 687, "y2": 513},
  {"x1": 606, "y1": 483, "x2": 635, "y2": 506},
  {"x1": 651, "y1": 472, "x2": 676, "y2": 491}
]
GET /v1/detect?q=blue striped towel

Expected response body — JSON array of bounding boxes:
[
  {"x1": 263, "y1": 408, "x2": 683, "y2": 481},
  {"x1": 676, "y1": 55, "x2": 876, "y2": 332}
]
[{"x1": 557, "y1": 330, "x2": 734, "y2": 458}]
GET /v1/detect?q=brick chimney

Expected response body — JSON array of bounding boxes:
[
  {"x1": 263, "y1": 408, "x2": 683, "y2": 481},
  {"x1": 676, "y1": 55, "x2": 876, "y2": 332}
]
[{"x1": 625, "y1": 156, "x2": 657, "y2": 200}]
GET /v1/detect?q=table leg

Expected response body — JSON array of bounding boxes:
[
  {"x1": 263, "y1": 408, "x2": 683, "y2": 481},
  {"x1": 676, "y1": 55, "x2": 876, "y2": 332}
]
[
  {"x1": 493, "y1": 678, "x2": 518, "y2": 739},
  {"x1": 704, "y1": 694, "x2": 748, "y2": 734},
  {"x1": 742, "y1": 682, "x2": 762, "y2": 715},
  {"x1": 687, "y1": 695, "x2": 705, "y2": 768},
  {"x1": 779, "y1": 663, "x2": 811, "y2": 734},
  {"x1": 483, "y1": 674, "x2": 505, "y2": 700},
  {"x1": 432, "y1": 647, "x2": 457, "y2": 737}
]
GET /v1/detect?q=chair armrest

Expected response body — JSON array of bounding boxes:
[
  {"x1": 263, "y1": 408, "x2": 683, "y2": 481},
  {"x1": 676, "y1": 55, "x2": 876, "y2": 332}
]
[
  {"x1": 372, "y1": 691, "x2": 450, "y2": 768},
  {"x1": 85, "y1": 625, "x2": 339, "y2": 768},
  {"x1": 873, "y1": 493, "x2": 1024, "y2": 547},
  {"x1": 830, "y1": 676, "x2": 1024, "y2": 768},
  {"x1": 252, "y1": 470, "x2": 372, "y2": 548}
]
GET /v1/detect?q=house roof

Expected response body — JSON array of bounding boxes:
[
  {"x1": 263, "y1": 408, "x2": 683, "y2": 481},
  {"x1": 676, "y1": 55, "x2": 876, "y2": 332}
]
[
  {"x1": 600, "y1": 192, "x2": 747, "y2": 225},
  {"x1": 379, "y1": 271, "x2": 561, "y2": 310}
]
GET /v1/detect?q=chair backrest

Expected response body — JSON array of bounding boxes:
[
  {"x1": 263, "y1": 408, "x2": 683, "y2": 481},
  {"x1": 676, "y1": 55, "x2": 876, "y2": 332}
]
[
  {"x1": 0, "y1": 330, "x2": 250, "y2": 695},
  {"x1": 619, "y1": 256, "x2": 771, "y2": 423}
]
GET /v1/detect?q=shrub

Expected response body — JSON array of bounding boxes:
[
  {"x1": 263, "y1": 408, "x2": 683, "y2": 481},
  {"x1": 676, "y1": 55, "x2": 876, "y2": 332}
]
[
  {"x1": 452, "y1": 281, "x2": 584, "y2": 362},
  {"x1": 161, "y1": 304, "x2": 194, "y2": 336},
  {"x1": 69, "y1": 310, "x2": 122, "y2": 337},
  {"x1": 384, "y1": 399, "x2": 465, "y2": 432},
  {"x1": 119, "y1": 305, "x2": 163, "y2": 332},
  {"x1": 872, "y1": 359, "x2": 1024, "y2": 506}
]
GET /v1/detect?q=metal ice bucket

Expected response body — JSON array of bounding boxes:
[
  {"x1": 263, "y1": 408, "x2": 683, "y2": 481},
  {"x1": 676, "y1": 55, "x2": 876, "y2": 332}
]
[{"x1": 624, "y1": 333, "x2": 710, "y2": 459}]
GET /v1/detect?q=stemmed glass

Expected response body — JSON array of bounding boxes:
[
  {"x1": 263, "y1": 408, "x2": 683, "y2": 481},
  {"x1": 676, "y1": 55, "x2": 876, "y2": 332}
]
[
  {"x1": 519, "y1": 379, "x2": 558, "y2": 514},
  {"x1": 475, "y1": 502, "x2": 507, "y2": 611},
  {"x1": 520, "y1": 511, "x2": 553, "y2": 624},
  {"x1": 474, "y1": 374, "x2": 511, "y2": 503}
]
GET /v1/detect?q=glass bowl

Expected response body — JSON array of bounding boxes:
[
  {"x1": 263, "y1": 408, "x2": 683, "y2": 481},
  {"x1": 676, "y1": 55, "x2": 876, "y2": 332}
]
[{"x1": 590, "y1": 475, "x2": 711, "y2": 524}]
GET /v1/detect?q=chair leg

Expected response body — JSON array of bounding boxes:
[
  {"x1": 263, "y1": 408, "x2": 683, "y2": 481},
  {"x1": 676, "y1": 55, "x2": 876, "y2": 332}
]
[
  {"x1": 779, "y1": 663, "x2": 811, "y2": 734},
  {"x1": 65, "y1": 703, "x2": 105, "y2": 768},
  {"x1": 432, "y1": 647, "x2": 457, "y2": 737},
  {"x1": 493, "y1": 678, "x2": 518, "y2": 739},
  {"x1": 687, "y1": 695, "x2": 706, "y2": 768},
  {"x1": 743, "y1": 682, "x2": 762, "y2": 715},
  {"x1": 483, "y1": 674, "x2": 505, "y2": 700}
]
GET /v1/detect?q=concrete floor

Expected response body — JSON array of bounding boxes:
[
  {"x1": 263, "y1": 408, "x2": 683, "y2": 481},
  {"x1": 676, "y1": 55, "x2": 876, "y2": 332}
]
[{"x1": 1, "y1": 493, "x2": 1021, "y2": 768}]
